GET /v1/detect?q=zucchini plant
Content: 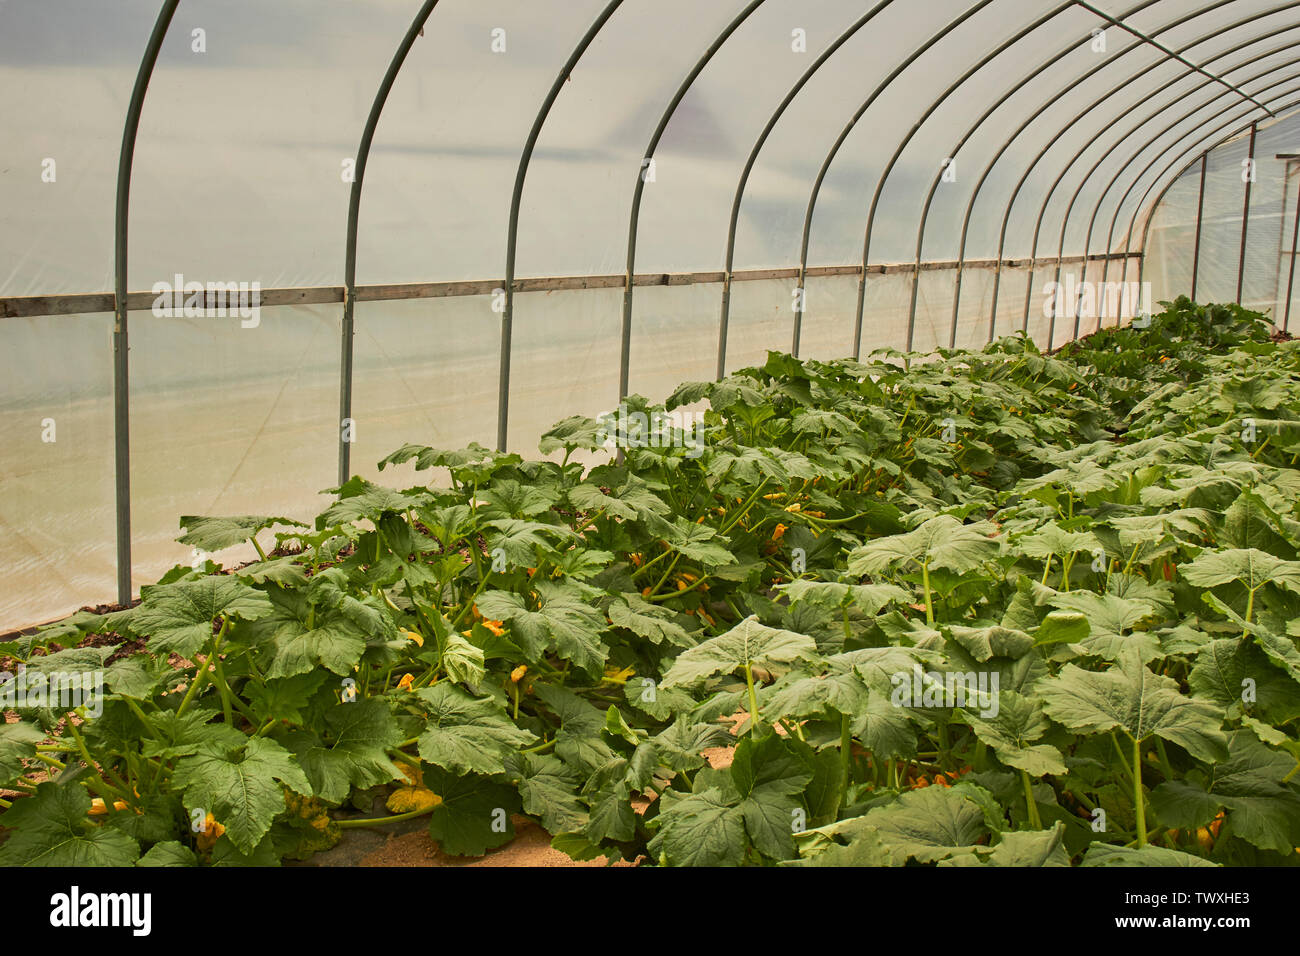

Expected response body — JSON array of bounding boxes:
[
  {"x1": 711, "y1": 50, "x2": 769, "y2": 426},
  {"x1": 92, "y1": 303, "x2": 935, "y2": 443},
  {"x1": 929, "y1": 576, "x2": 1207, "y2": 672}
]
[{"x1": 1, "y1": 297, "x2": 1298, "y2": 867}]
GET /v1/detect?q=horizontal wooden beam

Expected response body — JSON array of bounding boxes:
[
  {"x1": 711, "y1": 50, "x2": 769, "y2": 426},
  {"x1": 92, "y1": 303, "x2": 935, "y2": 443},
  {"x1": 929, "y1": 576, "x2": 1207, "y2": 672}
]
[{"x1": 0, "y1": 253, "x2": 1138, "y2": 319}]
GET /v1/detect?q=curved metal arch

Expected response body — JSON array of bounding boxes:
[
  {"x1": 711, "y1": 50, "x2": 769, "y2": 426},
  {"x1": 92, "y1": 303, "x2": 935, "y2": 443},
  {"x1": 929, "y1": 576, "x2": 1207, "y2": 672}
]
[
  {"x1": 1132, "y1": 108, "x2": 1300, "y2": 321},
  {"x1": 1096, "y1": 83, "x2": 1300, "y2": 310},
  {"x1": 619, "y1": 0, "x2": 766, "y2": 402},
  {"x1": 908, "y1": 0, "x2": 1174, "y2": 350},
  {"x1": 1076, "y1": 0, "x2": 1277, "y2": 116},
  {"x1": 1137, "y1": 154, "x2": 1218, "y2": 298},
  {"x1": 897, "y1": 1, "x2": 1100, "y2": 351},
  {"x1": 113, "y1": 0, "x2": 181, "y2": 605},
  {"x1": 1117, "y1": 102, "x2": 1300, "y2": 310},
  {"x1": 1032, "y1": 17, "x2": 1300, "y2": 339},
  {"x1": 1050, "y1": 38, "x2": 1300, "y2": 343},
  {"x1": 498, "y1": 0, "x2": 625, "y2": 451},
  {"x1": 1236, "y1": 123, "x2": 1259, "y2": 305},
  {"x1": 791, "y1": 0, "x2": 1002, "y2": 359},
  {"x1": 338, "y1": 0, "x2": 441, "y2": 485},
  {"x1": 948, "y1": 0, "x2": 1218, "y2": 340},
  {"x1": 946, "y1": 0, "x2": 1281, "y2": 345},
  {"x1": 851, "y1": 0, "x2": 1012, "y2": 358},
  {"x1": 1084, "y1": 58, "x2": 1300, "y2": 314},
  {"x1": 714, "y1": 0, "x2": 897, "y2": 379},
  {"x1": 978, "y1": 0, "x2": 1295, "y2": 337}
]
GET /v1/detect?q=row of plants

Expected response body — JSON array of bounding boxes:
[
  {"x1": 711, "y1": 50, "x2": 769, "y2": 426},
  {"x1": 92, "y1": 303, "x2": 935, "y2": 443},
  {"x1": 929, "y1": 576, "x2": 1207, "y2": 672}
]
[{"x1": 2, "y1": 296, "x2": 1298, "y2": 866}]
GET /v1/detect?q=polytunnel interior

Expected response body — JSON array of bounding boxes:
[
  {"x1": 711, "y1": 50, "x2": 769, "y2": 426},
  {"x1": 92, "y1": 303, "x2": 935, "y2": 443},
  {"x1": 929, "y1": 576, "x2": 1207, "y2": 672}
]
[{"x1": 1, "y1": 0, "x2": 1298, "y2": 631}]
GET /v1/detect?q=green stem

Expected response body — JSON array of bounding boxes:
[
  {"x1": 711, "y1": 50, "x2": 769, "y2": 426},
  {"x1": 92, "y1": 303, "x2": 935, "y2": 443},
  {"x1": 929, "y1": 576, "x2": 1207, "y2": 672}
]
[
  {"x1": 177, "y1": 618, "x2": 229, "y2": 718},
  {"x1": 840, "y1": 713, "x2": 853, "y2": 806},
  {"x1": 336, "y1": 806, "x2": 435, "y2": 829},
  {"x1": 921, "y1": 559, "x2": 935, "y2": 626},
  {"x1": 1132, "y1": 735, "x2": 1147, "y2": 848},
  {"x1": 718, "y1": 479, "x2": 771, "y2": 537},
  {"x1": 743, "y1": 663, "x2": 761, "y2": 737},
  {"x1": 1021, "y1": 771, "x2": 1043, "y2": 830},
  {"x1": 124, "y1": 698, "x2": 161, "y2": 738},
  {"x1": 1154, "y1": 738, "x2": 1176, "y2": 782},
  {"x1": 65, "y1": 720, "x2": 129, "y2": 798},
  {"x1": 518, "y1": 738, "x2": 556, "y2": 756}
]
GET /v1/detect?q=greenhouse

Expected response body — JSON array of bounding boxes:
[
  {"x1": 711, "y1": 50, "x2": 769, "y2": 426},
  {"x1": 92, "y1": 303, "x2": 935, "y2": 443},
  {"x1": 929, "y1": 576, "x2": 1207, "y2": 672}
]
[{"x1": 1, "y1": 0, "x2": 1299, "y2": 875}]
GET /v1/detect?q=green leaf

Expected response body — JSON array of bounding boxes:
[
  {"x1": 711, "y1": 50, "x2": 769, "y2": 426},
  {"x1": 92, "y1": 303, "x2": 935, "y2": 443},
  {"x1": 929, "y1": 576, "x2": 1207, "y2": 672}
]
[
  {"x1": 415, "y1": 684, "x2": 535, "y2": 775},
  {"x1": 1181, "y1": 548, "x2": 1300, "y2": 593},
  {"x1": 0, "y1": 721, "x2": 44, "y2": 786},
  {"x1": 1189, "y1": 638, "x2": 1300, "y2": 719},
  {"x1": 178, "y1": 514, "x2": 305, "y2": 552},
  {"x1": 941, "y1": 822, "x2": 1070, "y2": 867},
  {"x1": 128, "y1": 576, "x2": 273, "y2": 658},
  {"x1": 665, "y1": 518, "x2": 738, "y2": 567},
  {"x1": 730, "y1": 734, "x2": 813, "y2": 860},
  {"x1": 476, "y1": 582, "x2": 608, "y2": 673},
  {"x1": 662, "y1": 616, "x2": 816, "y2": 688},
  {"x1": 1206, "y1": 730, "x2": 1300, "y2": 854},
  {"x1": 531, "y1": 683, "x2": 616, "y2": 775},
  {"x1": 484, "y1": 519, "x2": 573, "y2": 567},
  {"x1": 172, "y1": 737, "x2": 312, "y2": 854},
  {"x1": 316, "y1": 477, "x2": 429, "y2": 528},
  {"x1": 477, "y1": 480, "x2": 555, "y2": 519},
  {"x1": 568, "y1": 480, "x2": 668, "y2": 522},
  {"x1": 104, "y1": 656, "x2": 171, "y2": 700},
  {"x1": 847, "y1": 515, "x2": 1000, "y2": 575},
  {"x1": 647, "y1": 788, "x2": 746, "y2": 867},
  {"x1": 0, "y1": 781, "x2": 140, "y2": 866},
  {"x1": 424, "y1": 767, "x2": 520, "y2": 857},
  {"x1": 858, "y1": 786, "x2": 990, "y2": 865},
  {"x1": 1033, "y1": 610, "x2": 1091, "y2": 648},
  {"x1": 287, "y1": 699, "x2": 404, "y2": 804},
  {"x1": 1081, "y1": 844, "x2": 1217, "y2": 867},
  {"x1": 652, "y1": 717, "x2": 734, "y2": 772},
  {"x1": 246, "y1": 586, "x2": 369, "y2": 679},
  {"x1": 504, "y1": 752, "x2": 587, "y2": 834},
  {"x1": 947, "y1": 625, "x2": 1035, "y2": 663},
  {"x1": 787, "y1": 828, "x2": 894, "y2": 867},
  {"x1": 137, "y1": 841, "x2": 198, "y2": 867},
  {"x1": 440, "y1": 629, "x2": 486, "y2": 688},
  {"x1": 608, "y1": 593, "x2": 694, "y2": 648},
  {"x1": 777, "y1": 579, "x2": 910, "y2": 615},
  {"x1": 244, "y1": 672, "x2": 328, "y2": 726},
  {"x1": 1037, "y1": 649, "x2": 1228, "y2": 762},
  {"x1": 963, "y1": 691, "x2": 1067, "y2": 777}
]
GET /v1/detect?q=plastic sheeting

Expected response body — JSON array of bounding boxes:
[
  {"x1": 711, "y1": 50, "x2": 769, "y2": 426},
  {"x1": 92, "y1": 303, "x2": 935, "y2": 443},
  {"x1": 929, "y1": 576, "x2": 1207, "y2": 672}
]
[{"x1": 3, "y1": 0, "x2": 1300, "y2": 630}]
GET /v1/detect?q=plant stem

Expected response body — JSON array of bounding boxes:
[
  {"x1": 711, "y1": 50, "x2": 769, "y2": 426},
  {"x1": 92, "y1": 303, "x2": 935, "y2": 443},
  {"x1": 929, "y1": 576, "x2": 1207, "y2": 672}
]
[
  {"x1": 336, "y1": 806, "x2": 435, "y2": 829},
  {"x1": 1132, "y1": 735, "x2": 1147, "y2": 848},
  {"x1": 921, "y1": 559, "x2": 935, "y2": 626},
  {"x1": 840, "y1": 713, "x2": 853, "y2": 806},
  {"x1": 1021, "y1": 771, "x2": 1043, "y2": 830},
  {"x1": 743, "y1": 663, "x2": 761, "y2": 737},
  {"x1": 518, "y1": 738, "x2": 556, "y2": 755}
]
